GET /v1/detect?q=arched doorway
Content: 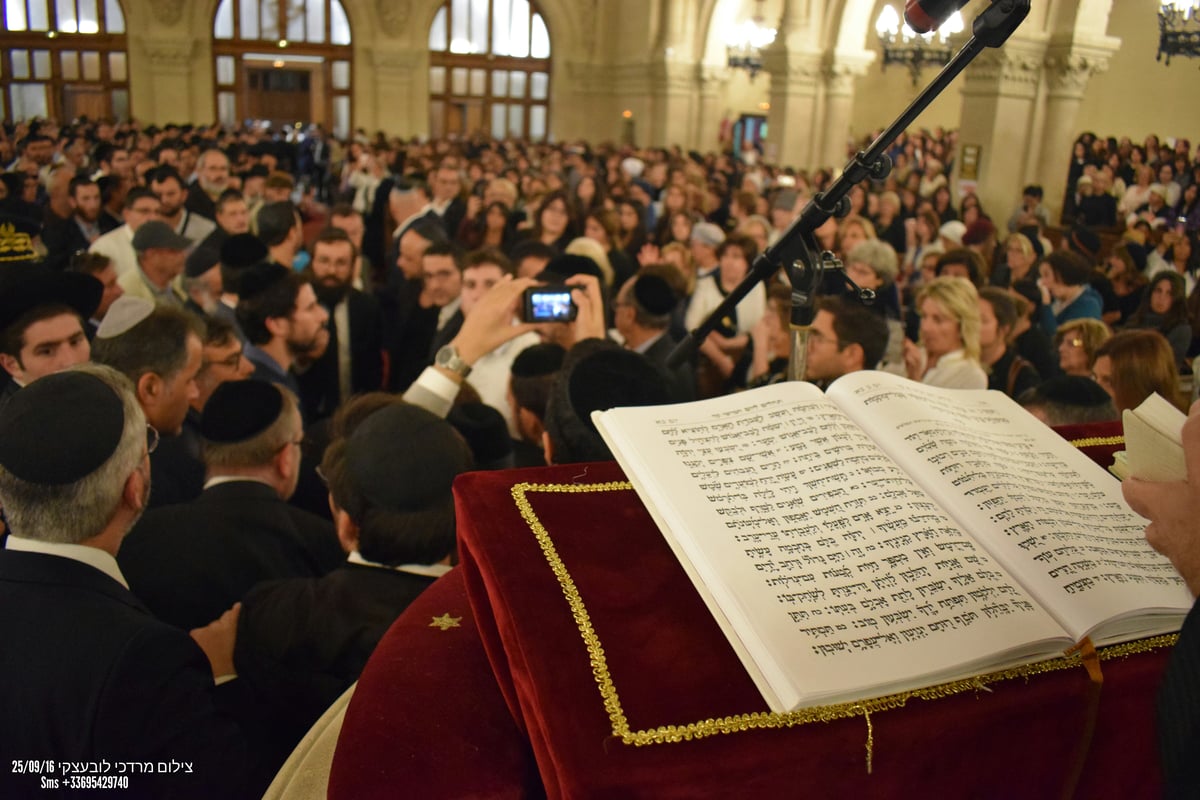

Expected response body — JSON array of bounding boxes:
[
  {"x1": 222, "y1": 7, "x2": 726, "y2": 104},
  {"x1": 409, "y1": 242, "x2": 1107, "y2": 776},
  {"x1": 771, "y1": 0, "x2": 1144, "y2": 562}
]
[
  {"x1": 427, "y1": 0, "x2": 552, "y2": 140},
  {"x1": 212, "y1": 0, "x2": 353, "y2": 137},
  {"x1": 1, "y1": 0, "x2": 130, "y2": 121}
]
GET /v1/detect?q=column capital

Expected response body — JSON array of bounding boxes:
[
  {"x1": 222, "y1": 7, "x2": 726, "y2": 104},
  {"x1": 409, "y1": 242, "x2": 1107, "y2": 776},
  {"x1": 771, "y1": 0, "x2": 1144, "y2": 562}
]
[
  {"x1": 961, "y1": 36, "x2": 1049, "y2": 99},
  {"x1": 1042, "y1": 34, "x2": 1120, "y2": 99},
  {"x1": 368, "y1": 47, "x2": 420, "y2": 74},
  {"x1": 140, "y1": 38, "x2": 196, "y2": 73},
  {"x1": 823, "y1": 51, "x2": 874, "y2": 96},
  {"x1": 763, "y1": 47, "x2": 824, "y2": 90}
]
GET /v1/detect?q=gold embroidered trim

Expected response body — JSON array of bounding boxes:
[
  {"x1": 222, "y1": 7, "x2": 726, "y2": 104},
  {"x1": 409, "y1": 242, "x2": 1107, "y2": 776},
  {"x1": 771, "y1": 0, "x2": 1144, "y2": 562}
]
[
  {"x1": 1068, "y1": 435, "x2": 1124, "y2": 448},
  {"x1": 509, "y1": 481, "x2": 1175, "y2": 748}
]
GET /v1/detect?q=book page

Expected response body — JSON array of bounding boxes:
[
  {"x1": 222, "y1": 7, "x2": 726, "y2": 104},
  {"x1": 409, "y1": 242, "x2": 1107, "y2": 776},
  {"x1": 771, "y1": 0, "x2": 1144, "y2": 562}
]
[
  {"x1": 828, "y1": 371, "x2": 1191, "y2": 644},
  {"x1": 594, "y1": 382, "x2": 1066, "y2": 712}
]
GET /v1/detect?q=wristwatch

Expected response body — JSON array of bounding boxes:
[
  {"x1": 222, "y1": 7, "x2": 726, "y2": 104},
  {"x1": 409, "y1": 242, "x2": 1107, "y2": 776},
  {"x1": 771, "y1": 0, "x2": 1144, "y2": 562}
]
[{"x1": 434, "y1": 344, "x2": 472, "y2": 378}]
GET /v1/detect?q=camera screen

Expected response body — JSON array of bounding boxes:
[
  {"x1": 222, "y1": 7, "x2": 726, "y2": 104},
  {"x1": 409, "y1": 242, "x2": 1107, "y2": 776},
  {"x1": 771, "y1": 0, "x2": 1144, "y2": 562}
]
[{"x1": 529, "y1": 291, "x2": 574, "y2": 322}]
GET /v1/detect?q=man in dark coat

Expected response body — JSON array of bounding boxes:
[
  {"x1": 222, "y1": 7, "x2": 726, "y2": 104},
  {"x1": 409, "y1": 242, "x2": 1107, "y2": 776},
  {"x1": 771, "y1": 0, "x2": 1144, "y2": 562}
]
[
  {"x1": 234, "y1": 400, "x2": 471, "y2": 761},
  {"x1": 613, "y1": 273, "x2": 695, "y2": 403},
  {"x1": 0, "y1": 366, "x2": 253, "y2": 798},
  {"x1": 117, "y1": 380, "x2": 343, "y2": 630},
  {"x1": 1123, "y1": 403, "x2": 1200, "y2": 800},
  {"x1": 296, "y1": 228, "x2": 384, "y2": 421},
  {"x1": 91, "y1": 297, "x2": 206, "y2": 508}
]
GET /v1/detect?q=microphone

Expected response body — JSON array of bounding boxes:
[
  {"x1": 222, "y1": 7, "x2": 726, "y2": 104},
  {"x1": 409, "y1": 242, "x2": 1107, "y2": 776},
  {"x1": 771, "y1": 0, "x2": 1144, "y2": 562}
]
[{"x1": 904, "y1": 0, "x2": 970, "y2": 34}]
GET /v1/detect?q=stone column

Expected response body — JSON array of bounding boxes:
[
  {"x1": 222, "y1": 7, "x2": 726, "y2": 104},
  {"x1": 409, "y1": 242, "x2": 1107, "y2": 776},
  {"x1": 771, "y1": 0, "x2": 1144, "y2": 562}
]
[
  {"x1": 763, "y1": 47, "x2": 824, "y2": 169},
  {"x1": 364, "y1": 48, "x2": 422, "y2": 136},
  {"x1": 693, "y1": 64, "x2": 729, "y2": 152},
  {"x1": 1037, "y1": 36, "x2": 1117, "y2": 223},
  {"x1": 137, "y1": 38, "x2": 198, "y2": 124},
  {"x1": 820, "y1": 53, "x2": 873, "y2": 170},
  {"x1": 954, "y1": 35, "x2": 1048, "y2": 223},
  {"x1": 647, "y1": 59, "x2": 700, "y2": 147}
]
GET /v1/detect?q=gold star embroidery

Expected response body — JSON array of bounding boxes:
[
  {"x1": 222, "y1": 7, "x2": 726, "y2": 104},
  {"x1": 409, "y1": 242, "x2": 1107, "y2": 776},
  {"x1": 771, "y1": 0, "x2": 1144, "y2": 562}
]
[{"x1": 429, "y1": 613, "x2": 462, "y2": 631}]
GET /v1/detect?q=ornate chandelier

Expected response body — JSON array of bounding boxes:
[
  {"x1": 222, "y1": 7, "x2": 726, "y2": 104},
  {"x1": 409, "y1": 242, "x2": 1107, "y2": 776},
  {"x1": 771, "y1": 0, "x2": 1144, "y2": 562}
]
[
  {"x1": 726, "y1": 0, "x2": 777, "y2": 80},
  {"x1": 874, "y1": 4, "x2": 963, "y2": 85},
  {"x1": 1158, "y1": 0, "x2": 1200, "y2": 64}
]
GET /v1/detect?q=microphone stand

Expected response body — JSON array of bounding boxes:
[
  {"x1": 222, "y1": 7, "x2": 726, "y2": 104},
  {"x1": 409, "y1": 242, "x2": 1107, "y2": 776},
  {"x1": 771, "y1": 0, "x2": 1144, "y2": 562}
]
[{"x1": 668, "y1": 0, "x2": 1030, "y2": 381}]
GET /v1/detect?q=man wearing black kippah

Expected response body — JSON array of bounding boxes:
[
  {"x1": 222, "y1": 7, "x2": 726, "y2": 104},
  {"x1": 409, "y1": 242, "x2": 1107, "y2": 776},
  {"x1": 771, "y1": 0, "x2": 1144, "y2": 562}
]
[
  {"x1": 118, "y1": 380, "x2": 342, "y2": 631},
  {"x1": 0, "y1": 365, "x2": 255, "y2": 798},
  {"x1": 613, "y1": 273, "x2": 695, "y2": 403}
]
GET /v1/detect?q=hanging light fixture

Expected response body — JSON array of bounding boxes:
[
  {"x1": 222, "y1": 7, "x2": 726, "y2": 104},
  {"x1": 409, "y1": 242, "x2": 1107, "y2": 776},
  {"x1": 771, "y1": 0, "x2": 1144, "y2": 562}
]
[
  {"x1": 726, "y1": 0, "x2": 777, "y2": 80},
  {"x1": 874, "y1": 3, "x2": 962, "y2": 85},
  {"x1": 1158, "y1": 0, "x2": 1200, "y2": 64}
]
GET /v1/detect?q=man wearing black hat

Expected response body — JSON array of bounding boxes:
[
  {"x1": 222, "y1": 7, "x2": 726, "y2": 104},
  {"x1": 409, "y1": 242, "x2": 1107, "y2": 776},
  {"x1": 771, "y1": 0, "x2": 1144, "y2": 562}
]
[
  {"x1": 0, "y1": 267, "x2": 102, "y2": 409},
  {"x1": 541, "y1": 341, "x2": 672, "y2": 465},
  {"x1": 237, "y1": 262, "x2": 329, "y2": 403},
  {"x1": 507, "y1": 342, "x2": 565, "y2": 467},
  {"x1": 183, "y1": 246, "x2": 223, "y2": 316},
  {"x1": 0, "y1": 365, "x2": 251, "y2": 798},
  {"x1": 118, "y1": 380, "x2": 342, "y2": 631},
  {"x1": 214, "y1": 231, "x2": 270, "y2": 340},
  {"x1": 614, "y1": 272, "x2": 694, "y2": 402},
  {"x1": 233, "y1": 400, "x2": 470, "y2": 764},
  {"x1": 118, "y1": 219, "x2": 192, "y2": 306}
]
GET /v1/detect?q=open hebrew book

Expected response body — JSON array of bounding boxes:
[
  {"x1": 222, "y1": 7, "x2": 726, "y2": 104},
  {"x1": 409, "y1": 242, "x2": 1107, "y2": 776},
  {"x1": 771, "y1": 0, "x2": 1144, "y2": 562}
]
[{"x1": 593, "y1": 370, "x2": 1191, "y2": 713}]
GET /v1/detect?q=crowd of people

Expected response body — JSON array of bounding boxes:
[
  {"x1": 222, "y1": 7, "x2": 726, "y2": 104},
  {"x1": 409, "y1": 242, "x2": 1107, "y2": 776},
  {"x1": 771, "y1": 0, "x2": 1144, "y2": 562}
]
[{"x1": 1, "y1": 115, "x2": 1199, "y2": 796}]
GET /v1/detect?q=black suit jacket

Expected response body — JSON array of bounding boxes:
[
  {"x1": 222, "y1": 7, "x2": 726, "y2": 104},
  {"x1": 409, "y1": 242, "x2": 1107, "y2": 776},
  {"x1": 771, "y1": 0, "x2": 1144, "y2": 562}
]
[
  {"x1": 234, "y1": 564, "x2": 437, "y2": 759},
  {"x1": 296, "y1": 289, "x2": 385, "y2": 421},
  {"x1": 428, "y1": 307, "x2": 464, "y2": 361},
  {"x1": 1159, "y1": 598, "x2": 1200, "y2": 799},
  {"x1": 437, "y1": 196, "x2": 467, "y2": 242},
  {"x1": 41, "y1": 216, "x2": 102, "y2": 271},
  {"x1": 185, "y1": 188, "x2": 218, "y2": 221},
  {"x1": 0, "y1": 549, "x2": 252, "y2": 799},
  {"x1": 117, "y1": 481, "x2": 344, "y2": 630},
  {"x1": 148, "y1": 411, "x2": 205, "y2": 509}
]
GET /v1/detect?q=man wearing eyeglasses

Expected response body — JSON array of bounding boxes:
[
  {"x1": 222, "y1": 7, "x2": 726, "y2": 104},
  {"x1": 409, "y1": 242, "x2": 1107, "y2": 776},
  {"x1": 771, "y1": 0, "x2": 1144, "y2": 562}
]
[{"x1": 803, "y1": 296, "x2": 891, "y2": 385}]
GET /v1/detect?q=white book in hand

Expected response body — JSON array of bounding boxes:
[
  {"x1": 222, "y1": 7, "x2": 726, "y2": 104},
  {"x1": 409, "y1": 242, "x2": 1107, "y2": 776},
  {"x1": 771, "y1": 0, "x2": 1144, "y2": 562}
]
[
  {"x1": 592, "y1": 371, "x2": 1190, "y2": 713},
  {"x1": 1122, "y1": 393, "x2": 1188, "y2": 482}
]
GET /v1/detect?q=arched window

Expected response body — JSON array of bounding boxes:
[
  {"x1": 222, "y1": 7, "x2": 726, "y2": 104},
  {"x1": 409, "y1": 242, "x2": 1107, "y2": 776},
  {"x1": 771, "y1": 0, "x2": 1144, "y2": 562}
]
[
  {"x1": 1, "y1": 0, "x2": 129, "y2": 121},
  {"x1": 213, "y1": 0, "x2": 352, "y2": 138},
  {"x1": 429, "y1": 0, "x2": 552, "y2": 141}
]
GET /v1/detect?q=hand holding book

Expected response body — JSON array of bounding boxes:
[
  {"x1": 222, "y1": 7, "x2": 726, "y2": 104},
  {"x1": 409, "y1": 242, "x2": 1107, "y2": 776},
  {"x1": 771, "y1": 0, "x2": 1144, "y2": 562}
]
[{"x1": 1123, "y1": 398, "x2": 1200, "y2": 598}]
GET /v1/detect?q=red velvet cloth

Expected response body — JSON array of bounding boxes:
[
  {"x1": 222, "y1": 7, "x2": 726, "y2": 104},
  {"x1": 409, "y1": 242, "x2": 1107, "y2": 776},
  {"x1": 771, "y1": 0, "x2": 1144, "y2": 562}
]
[
  {"x1": 332, "y1": 461, "x2": 1170, "y2": 799},
  {"x1": 1052, "y1": 419, "x2": 1125, "y2": 471}
]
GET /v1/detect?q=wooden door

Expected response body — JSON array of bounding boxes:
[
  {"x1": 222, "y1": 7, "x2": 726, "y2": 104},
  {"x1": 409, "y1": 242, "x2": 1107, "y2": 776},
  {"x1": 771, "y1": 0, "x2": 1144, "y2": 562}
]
[
  {"x1": 61, "y1": 86, "x2": 110, "y2": 121},
  {"x1": 245, "y1": 67, "x2": 312, "y2": 128}
]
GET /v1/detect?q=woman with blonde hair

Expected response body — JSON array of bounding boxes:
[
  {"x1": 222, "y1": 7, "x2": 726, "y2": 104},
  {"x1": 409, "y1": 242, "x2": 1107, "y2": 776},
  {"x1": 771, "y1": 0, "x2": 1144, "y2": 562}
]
[
  {"x1": 1092, "y1": 329, "x2": 1187, "y2": 413},
  {"x1": 903, "y1": 276, "x2": 987, "y2": 389},
  {"x1": 995, "y1": 232, "x2": 1038, "y2": 288},
  {"x1": 1055, "y1": 318, "x2": 1111, "y2": 378}
]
